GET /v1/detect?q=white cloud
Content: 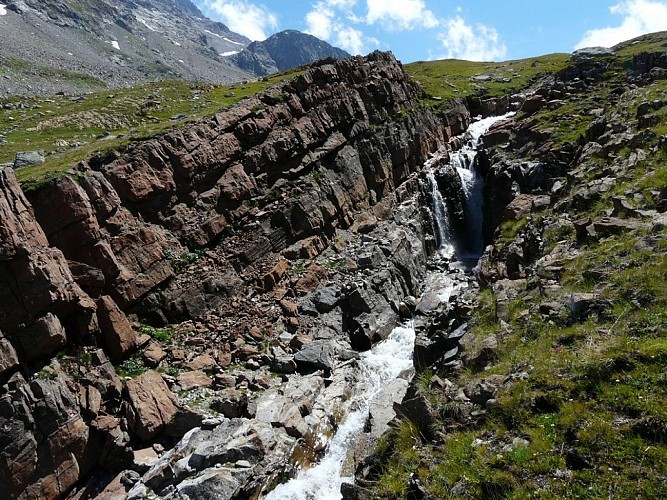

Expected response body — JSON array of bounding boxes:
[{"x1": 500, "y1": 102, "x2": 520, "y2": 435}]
[
  {"x1": 305, "y1": 0, "x2": 375, "y2": 55},
  {"x1": 306, "y1": 5, "x2": 335, "y2": 39},
  {"x1": 329, "y1": 0, "x2": 357, "y2": 6},
  {"x1": 365, "y1": 0, "x2": 438, "y2": 30},
  {"x1": 203, "y1": 0, "x2": 278, "y2": 41},
  {"x1": 336, "y1": 26, "x2": 365, "y2": 54},
  {"x1": 438, "y1": 16, "x2": 507, "y2": 61},
  {"x1": 575, "y1": 0, "x2": 667, "y2": 49}
]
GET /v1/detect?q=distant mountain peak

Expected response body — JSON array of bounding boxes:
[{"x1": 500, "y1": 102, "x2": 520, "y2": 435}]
[
  {"x1": 0, "y1": 2, "x2": 350, "y2": 96},
  {"x1": 234, "y1": 29, "x2": 351, "y2": 76}
]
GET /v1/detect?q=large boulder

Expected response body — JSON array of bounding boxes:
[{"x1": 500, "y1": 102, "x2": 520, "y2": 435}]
[
  {"x1": 96, "y1": 295, "x2": 137, "y2": 361},
  {"x1": 125, "y1": 370, "x2": 180, "y2": 441}
]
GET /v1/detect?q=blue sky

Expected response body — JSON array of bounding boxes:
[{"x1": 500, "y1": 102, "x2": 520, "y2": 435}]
[{"x1": 193, "y1": 1, "x2": 667, "y2": 62}]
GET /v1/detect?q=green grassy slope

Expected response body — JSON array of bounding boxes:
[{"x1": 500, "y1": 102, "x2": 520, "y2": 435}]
[
  {"x1": 370, "y1": 31, "x2": 667, "y2": 499},
  {"x1": 405, "y1": 54, "x2": 570, "y2": 103},
  {"x1": 0, "y1": 70, "x2": 301, "y2": 190}
]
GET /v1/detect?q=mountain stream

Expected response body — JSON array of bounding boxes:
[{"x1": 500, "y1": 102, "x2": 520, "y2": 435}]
[{"x1": 264, "y1": 113, "x2": 513, "y2": 499}]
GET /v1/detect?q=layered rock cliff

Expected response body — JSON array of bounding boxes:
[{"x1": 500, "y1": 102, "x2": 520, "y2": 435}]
[{"x1": 0, "y1": 51, "x2": 484, "y2": 499}]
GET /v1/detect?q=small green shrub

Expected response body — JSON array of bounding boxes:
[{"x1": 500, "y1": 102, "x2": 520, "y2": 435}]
[{"x1": 139, "y1": 324, "x2": 174, "y2": 343}]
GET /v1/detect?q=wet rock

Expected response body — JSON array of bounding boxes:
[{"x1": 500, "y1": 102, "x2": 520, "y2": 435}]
[{"x1": 369, "y1": 378, "x2": 410, "y2": 439}]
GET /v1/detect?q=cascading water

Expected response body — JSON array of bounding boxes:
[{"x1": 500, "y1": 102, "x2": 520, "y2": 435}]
[
  {"x1": 263, "y1": 113, "x2": 514, "y2": 500},
  {"x1": 431, "y1": 112, "x2": 515, "y2": 261},
  {"x1": 264, "y1": 324, "x2": 418, "y2": 500},
  {"x1": 452, "y1": 113, "x2": 514, "y2": 259},
  {"x1": 424, "y1": 170, "x2": 455, "y2": 258}
]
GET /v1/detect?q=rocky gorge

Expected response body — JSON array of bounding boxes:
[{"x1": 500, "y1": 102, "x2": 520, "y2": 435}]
[{"x1": 0, "y1": 33, "x2": 666, "y2": 499}]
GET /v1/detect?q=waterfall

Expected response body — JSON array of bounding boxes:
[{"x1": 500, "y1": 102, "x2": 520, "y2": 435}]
[
  {"x1": 264, "y1": 324, "x2": 418, "y2": 500},
  {"x1": 424, "y1": 169, "x2": 455, "y2": 258},
  {"x1": 431, "y1": 112, "x2": 515, "y2": 261},
  {"x1": 451, "y1": 113, "x2": 514, "y2": 259},
  {"x1": 262, "y1": 113, "x2": 514, "y2": 500}
]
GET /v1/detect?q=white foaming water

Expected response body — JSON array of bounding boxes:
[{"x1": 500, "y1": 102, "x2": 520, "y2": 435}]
[
  {"x1": 452, "y1": 112, "x2": 515, "y2": 259},
  {"x1": 422, "y1": 272, "x2": 460, "y2": 302},
  {"x1": 0, "y1": 5, "x2": 7, "y2": 16},
  {"x1": 424, "y1": 169, "x2": 455, "y2": 258},
  {"x1": 264, "y1": 325, "x2": 417, "y2": 500}
]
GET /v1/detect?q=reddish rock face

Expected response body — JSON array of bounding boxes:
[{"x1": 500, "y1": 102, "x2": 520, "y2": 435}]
[
  {"x1": 96, "y1": 295, "x2": 138, "y2": 361},
  {"x1": 0, "y1": 170, "x2": 97, "y2": 353},
  {"x1": 125, "y1": 370, "x2": 180, "y2": 441}
]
